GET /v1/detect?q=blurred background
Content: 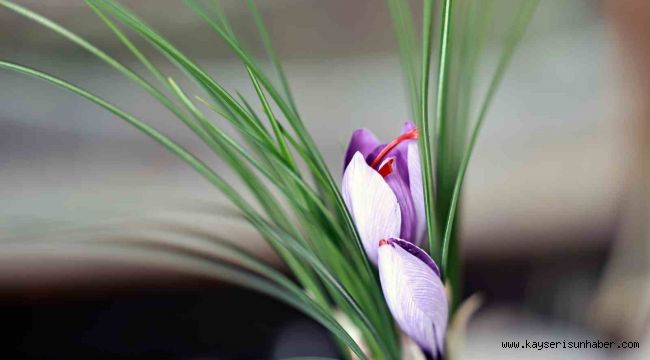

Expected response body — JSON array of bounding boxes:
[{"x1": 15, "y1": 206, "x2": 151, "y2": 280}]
[{"x1": 0, "y1": 0, "x2": 648, "y2": 358}]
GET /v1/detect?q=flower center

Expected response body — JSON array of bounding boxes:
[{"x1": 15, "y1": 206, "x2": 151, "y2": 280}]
[
  {"x1": 378, "y1": 239, "x2": 389, "y2": 247},
  {"x1": 377, "y1": 158, "x2": 395, "y2": 177},
  {"x1": 369, "y1": 128, "x2": 418, "y2": 169}
]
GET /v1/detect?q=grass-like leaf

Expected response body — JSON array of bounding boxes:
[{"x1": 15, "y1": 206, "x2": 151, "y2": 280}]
[
  {"x1": 418, "y1": 0, "x2": 442, "y2": 261},
  {"x1": 440, "y1": 0, "x2": 540, "y2": 276}
]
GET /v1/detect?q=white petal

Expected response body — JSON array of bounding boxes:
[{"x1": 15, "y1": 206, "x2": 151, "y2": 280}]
[
  {"x1": 378, "y1": 240, "x2": 448, "y2": 356},
  {"x1": 408, "y1": 141, "x2": 426, "y2": 245},
  {"x1": 342, "y1": 152, "x2": 401, "y2": 264}
]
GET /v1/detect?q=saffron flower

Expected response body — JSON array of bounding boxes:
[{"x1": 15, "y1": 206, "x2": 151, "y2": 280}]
[
  {"x1": 342, "y1": 124, "x2": 448, "y2": 358},
  {"x1": 342, "y1": 122, "x2": 425, "y2": 264}
]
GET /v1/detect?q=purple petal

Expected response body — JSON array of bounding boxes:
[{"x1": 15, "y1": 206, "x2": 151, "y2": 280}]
[
  {"x1": 407, "y1": 140, "x2": 426, "y2": 245},
  {"x1": 403, "y1": 121, "x2": 416, "y2": 133},
  {"x1": 344, "y1": 128, "x2": 380, "y2": 171},
  {"x1": 342, "y1": 152, "x2": 401, "y2": 264},
  {"x1": 380, "y1": 158, "x2": 416, "y2": 243},
  {"x1": 389, "y1": 238, "x2": 439, "y2": 276},
  {"x1": 378, "y1": 238, "x2": 448, "y2": 357},
  {"x1": 399, "y1": 121, "x2": 418, "y2": 187}
]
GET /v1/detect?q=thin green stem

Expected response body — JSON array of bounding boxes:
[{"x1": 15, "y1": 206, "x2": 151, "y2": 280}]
[
  {"x1": 245, "y1": 0, "x2": 299, "y2": 115},
  {"x1": 419, "y1": 0, "x2": 441, "y2": 262},
  {"x1": 246, "y1": 67, "x2": 297, "y2": 170},
  {"x1": 433, "y1": 0, "x2": 454, "y2": 262}
]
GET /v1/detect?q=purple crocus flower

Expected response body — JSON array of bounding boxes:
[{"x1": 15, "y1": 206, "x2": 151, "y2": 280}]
[
  {"x1": 378, "y1": 238, "x2": 448, "y2": 358},
  {"x1": 342, "y1": 122, "x2": 426, "y2": 264},
  {"x1": 342, "y1": 124, "x2": 448, "y2": 358}
]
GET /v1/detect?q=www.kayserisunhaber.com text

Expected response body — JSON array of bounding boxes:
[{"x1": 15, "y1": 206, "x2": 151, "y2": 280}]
[{"x1": 501, "y1": 339, "x2": 640, "y2": 351}]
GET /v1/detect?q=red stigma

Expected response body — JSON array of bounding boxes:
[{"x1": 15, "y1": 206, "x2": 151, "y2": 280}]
[
  {"x1": 377, "y1": 158, "x2": 395, "y2": 177},
  {"x1": 378, "y1": 239, "x2": 389, "y2": 247},
  {"x1": 370, "y1": 128, "x2": 418, "y2": 169}
]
